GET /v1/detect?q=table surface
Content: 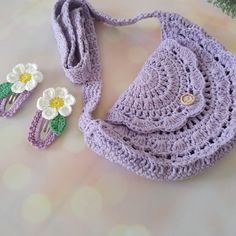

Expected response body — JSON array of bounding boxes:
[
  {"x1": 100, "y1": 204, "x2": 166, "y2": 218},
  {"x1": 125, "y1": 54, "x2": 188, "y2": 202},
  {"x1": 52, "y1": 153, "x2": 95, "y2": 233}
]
[{"x1": 0, "y1": 0, "x2": 236, "y2": 236}]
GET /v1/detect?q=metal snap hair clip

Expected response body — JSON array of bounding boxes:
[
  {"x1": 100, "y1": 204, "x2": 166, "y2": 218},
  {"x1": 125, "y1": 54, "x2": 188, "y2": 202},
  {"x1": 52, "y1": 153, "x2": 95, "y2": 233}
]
[
  {"x1": 28, "y1": 87, "x2": 76, "y2": 149},
  {"x1": 0, "y1": 63, "x2": 43, "y2": 117}
]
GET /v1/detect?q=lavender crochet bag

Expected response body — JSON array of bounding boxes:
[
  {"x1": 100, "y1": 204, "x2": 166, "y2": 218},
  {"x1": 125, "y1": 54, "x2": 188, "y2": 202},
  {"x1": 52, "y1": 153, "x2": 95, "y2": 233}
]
[{"x1": 53, "y1": 0, "x2": 236, "y2": 180}]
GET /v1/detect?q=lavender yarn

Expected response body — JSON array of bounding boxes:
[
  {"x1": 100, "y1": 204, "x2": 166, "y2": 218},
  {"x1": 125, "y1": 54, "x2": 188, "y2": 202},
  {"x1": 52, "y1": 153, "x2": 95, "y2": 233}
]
[
  {"x1": 28, "y1": 110, "x2": 57, "y2": 149},
  {"x1": 52, "y1": 0, "x2": 236, "y2": 180},
  {"x1": 0, "y1": 91, "x2": 32, "y2": 118}
]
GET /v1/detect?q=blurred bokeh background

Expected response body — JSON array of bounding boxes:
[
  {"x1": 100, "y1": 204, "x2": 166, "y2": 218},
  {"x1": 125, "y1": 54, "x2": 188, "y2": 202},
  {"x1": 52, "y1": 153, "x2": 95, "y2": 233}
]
[{"x1": 0, "y1": 0, "x2": 236, "y2": 235}]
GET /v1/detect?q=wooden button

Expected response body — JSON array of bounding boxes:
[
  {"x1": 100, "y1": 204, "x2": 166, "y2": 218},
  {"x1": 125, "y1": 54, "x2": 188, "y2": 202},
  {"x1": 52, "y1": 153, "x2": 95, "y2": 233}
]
[{"x1": 180, "y1": 93, "x2": 195, "y2": 106}]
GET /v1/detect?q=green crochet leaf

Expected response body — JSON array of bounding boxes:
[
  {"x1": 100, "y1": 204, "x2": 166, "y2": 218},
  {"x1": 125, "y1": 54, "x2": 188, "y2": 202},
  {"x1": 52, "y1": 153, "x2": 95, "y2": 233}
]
[
  {"x1": 0, "y1": 82, "x2": 13, "y2": 99},
  {"x1": 50, "y1": 114, "x2": 66, "y2": 136}
]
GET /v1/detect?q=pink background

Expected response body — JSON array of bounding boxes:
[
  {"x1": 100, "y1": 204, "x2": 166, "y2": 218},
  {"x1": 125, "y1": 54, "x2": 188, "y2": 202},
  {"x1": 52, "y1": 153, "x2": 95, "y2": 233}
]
[{"x1": 0, "y1": 0, "x2": 236, "y2": 235}]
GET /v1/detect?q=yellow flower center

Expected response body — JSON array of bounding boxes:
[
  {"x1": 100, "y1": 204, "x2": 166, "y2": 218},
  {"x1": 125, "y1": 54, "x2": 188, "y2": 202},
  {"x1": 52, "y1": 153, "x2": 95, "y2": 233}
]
[
  {"x1": 19, "y1": 73, "x2": 32, "y2": 83},
  {"x1": 50, "y1": 97, "x2": 64, "y2": 110}
]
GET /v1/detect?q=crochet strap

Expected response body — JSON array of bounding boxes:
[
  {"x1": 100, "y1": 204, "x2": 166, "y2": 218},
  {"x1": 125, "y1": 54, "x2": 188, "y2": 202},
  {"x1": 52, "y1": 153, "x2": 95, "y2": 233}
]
[{"x1": 53, "y1": 0, "x2": 164, "y2": 84}]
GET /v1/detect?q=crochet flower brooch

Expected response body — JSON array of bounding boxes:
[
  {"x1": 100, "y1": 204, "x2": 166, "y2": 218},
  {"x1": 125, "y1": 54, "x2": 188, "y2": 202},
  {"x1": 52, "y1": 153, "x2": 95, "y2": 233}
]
[
  {"x1": 37, "y1": 87, "x2": 76, "y2": 135},
  {"x1": 0, "y1": 63, "x2": 43, "y2": 99}
]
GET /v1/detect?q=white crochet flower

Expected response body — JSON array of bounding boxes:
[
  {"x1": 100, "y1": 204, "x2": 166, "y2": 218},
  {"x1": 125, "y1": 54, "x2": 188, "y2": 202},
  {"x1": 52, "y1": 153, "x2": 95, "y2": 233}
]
[
  {"x1": 6, "y1": 63, "x2": 43, "y2": 94},
  {"x1": 37, "y1": 87, "x2": 76, "y2": 120}
]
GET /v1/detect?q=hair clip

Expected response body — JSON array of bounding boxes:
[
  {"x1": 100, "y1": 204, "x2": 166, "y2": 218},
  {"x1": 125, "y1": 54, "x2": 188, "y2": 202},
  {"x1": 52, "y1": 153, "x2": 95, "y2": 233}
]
[
  {"x1": 0, "y1": 63, "x2": 43, "y2": 117},
  {"x1": 28, "y1": 87, "x2": 76, "y2": 149}
]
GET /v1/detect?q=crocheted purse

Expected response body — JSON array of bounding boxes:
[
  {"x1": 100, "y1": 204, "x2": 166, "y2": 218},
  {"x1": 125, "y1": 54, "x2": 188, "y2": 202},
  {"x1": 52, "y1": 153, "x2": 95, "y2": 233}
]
[{"x1": 53, "y1": 0, "x2": 236, "y2": 180}]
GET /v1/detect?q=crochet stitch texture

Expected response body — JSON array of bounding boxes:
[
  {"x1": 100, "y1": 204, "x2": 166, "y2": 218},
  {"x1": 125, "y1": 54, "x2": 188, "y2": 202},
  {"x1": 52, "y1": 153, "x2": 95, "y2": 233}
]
[{"x1": 53, "y1": 0, "x2": 236, "y2": 180}]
